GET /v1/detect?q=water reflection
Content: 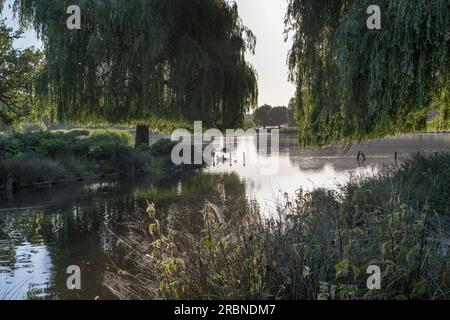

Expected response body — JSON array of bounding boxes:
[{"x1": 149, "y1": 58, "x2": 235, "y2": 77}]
[
  {"x1": 1, "y1": 133, "x2": 450, "y2": 299},
  {"x1": 208, "y1": 133, "x2": 450, "y2": 212},
  {"x1": 0, "y1": 172, "x2": 248, "y2": 299}
]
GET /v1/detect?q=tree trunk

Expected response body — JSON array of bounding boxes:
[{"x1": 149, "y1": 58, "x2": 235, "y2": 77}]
[{"x1": 135, "y1": 125, "x2": 150, "y2": 147}]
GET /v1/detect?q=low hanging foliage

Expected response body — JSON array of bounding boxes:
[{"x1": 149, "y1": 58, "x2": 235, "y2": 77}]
[
  {"x1": 8, "y1": 0, "x2": 258, "y2": 129},
  {"x1": 0, "y1": 19, "x2": 43, "y2": 125},
  {"x1": 286, "y1": 0, "x2": 450, "y2": 146}
]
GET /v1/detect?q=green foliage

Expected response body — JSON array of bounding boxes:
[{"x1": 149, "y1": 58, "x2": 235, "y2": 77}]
[
  {"x1": 242, "y1": 114, "x2": 256, "y2": 130},
  {"x1": 39, "y1": 138, "x2": 69, "y2": 157},
  {"x1": 0, "y1": 129, "x2": 132, "y2": 157},
  {"x1": 0, "y1": 20, "x2": 43, "y2": 125},
  {"x1": 269, "y1": 106, "x2": 288, "y2": 127},
  {"x1": 10, "y1": 0, "x2": 258, "y2": 129},
  {"x1": 149, "y1": 138, "x2": 176, "y2": 157},
  {"x1": 287, "y1": 97, "x2": 296, "y2": 127},
  {"x1": 428, "y1": 119, "x2": 450, "y2": 132},
  {"x1": 427, "y1": 85, "x2": 450, "y2": 132},
  {"x1": 88, "y1": 129, "x2": 132, "y2": 145},
  {"x1": 63, "y1": 129, "x2": 91, "y2": 138},
  {"x1": 286, "y1": 0, "x2": 450, "y2": 145},
  {"x1": 0, "y1": 156, "x2": 68, "y2": 188},
  {"x1": 108, "y1": 153, "x2": 450, "y2": 300},
  {"x1": 0, "y1": 129, "x2": 156, "y2": 189},
  {"x1": 253, "y1": 105, "x2": 289, "y2": 127},
  {"x1": 253, "y1": 104, "x2": 272, "y2": 127}
]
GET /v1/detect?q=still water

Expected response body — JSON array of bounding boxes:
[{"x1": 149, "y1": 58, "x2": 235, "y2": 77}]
[{"x1": 1, "y1": 133, "x2": 450, "y2": 299}]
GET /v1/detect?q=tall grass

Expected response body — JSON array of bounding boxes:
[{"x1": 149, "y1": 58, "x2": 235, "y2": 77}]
[{"x1": 105, "y1": 153, "x2": 450, "y2": 300}]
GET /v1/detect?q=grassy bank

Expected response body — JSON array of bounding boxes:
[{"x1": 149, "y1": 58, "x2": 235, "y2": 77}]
[
  {"x1": 0, "y1": 130, "x2": 176, "y2": 191},
  {"x1": 106, "y1": 153, "x2": 450, "y2": 300}
]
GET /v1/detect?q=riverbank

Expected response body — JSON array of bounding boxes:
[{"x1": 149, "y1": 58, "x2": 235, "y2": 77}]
[
  {"x1": 0, "y1": 129, "x2": 177, "y2": 192},
  {"x1": 106, "y1": 152, "x2": 450, "y2": 300}
]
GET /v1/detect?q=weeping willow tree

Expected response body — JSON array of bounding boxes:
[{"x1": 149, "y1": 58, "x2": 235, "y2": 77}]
[
  {"x1": 286, "y1": 0, "x2": 450, "y2": 146},
  {"x1": 0, "y1": 20, "x2": 42, "y2": 125},
  {"x1": 7, "y1": 0, "x2": 257, "y2": 144}
]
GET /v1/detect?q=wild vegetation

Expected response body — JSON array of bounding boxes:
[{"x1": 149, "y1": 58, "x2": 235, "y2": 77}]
[
  {"x1": 252, "y1": 104, "x2": 290, "y2": 128},
  {"x1": 286, "y1": 0, "x2": 450, "y2": 145},
  {"x1": 0, "y1": 129, "x2": 176, "y2": 191},
  {"x1": 105, "y1": 153, "x2": 450, "y2": 300}
]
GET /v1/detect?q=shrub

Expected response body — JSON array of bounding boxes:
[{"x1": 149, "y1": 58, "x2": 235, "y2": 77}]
[
  {"x1": 0, "y1": 129, "x2": 162, "y2": 189},
  {"x1": 89, "y1": 129, "x2": 132, "y2": 145},
  {"x1": 67, "y1": 129, "x2": 91, "y2": 138},
  {"x1": 131, "y1": 149, "x2": 153, "y2": 172},
  {"x1": 39, "y1": 138, "x2": 70, "y2": 157},
  {"x1": 88, "y1": 140, "x2": 130, "y2": 161},
  {"x1": 0, "y1": 131, "x2": 71, "y2": 157}
]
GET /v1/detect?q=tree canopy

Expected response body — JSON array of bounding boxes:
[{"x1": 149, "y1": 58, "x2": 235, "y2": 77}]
[
  {"x1": 7, "y1": 0, "x2": 258, "y2": 130},
  {"x1": 286, "y1": 0, "x2": 450, "y2": 146},
  {"x1": 253, "y1": 104, "x2": 272, "y2": 127},
  {"x1": 269, "y1": 106, "x2": 288, "y2": 127},
  {"x1": 0, "y1": 20, "x2": 42, "y2": 125},
  {"x1": 253, "y1": 104, "x2": 289, "y2": 127}
]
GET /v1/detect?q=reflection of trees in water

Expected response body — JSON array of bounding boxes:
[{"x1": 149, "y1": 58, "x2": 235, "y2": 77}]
[
  {"x1": 1, "y1": 201, "x2": 136, "y2": 299},
  {"x1": 0, "y1": 211, "x2": 53, "y2": 299},
  {"x1": 0, "y1": 213, "x2": 45, "y2": 267},
  {"x1": 163, "y1": 172, "x2": 250, "y2": 235},
  {"x1": 0, "y1": 171, "x2": 250, "y2": 299}
]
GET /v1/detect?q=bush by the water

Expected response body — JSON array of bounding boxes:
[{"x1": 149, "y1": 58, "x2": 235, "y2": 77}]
[
  {"x1": 149, "y1": 138, "x2": 177, "y2": 157},
  {"x1": 0, "y1": 129, "x2": 154, "y2": 190},
  {"x1": 0, "y1": 129, "x2": 133, "y2": 157},
  {"x1": 105, "y1": 153, "x2": 450, "y2": 300},
  {"x1": 0, "y1": 157, "x2": 67, "y2": 189}
]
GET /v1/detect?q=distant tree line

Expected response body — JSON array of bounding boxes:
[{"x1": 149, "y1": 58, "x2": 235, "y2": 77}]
[{"x1": 252, "y1": 102, "x2": 296, "y2": 128}]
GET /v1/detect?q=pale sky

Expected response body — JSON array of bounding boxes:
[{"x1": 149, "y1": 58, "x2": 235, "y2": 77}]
[
  {"x1": 235, "y1": 0, "x2": 295, "y2": 107},
  {"x1": 1, "y1": 0, "x2": 295, "y2": 107}
]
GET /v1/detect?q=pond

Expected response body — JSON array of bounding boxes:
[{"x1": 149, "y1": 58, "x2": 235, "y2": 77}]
[{"x1": 1, "y1": 133, "x2": 450, "y2": 299}]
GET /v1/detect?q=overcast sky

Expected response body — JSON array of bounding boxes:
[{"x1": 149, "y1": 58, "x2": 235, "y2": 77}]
[
  {"x1": 1, "y1": 0, "x2": 295, "y2": 107},
  {"x1": 235, "y1": 0, "x2": 295, "y2": 107},
  {"x1": 1, "y1": 0, "x2": 41, "y2": 48}
]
